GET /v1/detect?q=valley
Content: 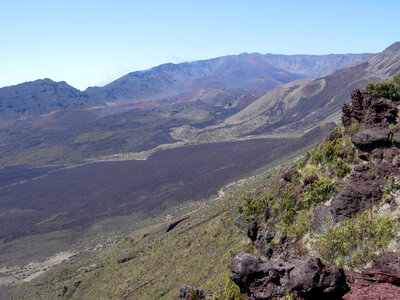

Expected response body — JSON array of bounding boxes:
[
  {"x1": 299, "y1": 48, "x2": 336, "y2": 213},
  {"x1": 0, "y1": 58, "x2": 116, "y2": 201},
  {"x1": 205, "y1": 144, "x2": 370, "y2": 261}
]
[
  {"x1": 1, "y1": 42, "x2": 400, "y2": 299},
  {"x1": 0, "y1": 123, "x2": 332, "y2": 269}
]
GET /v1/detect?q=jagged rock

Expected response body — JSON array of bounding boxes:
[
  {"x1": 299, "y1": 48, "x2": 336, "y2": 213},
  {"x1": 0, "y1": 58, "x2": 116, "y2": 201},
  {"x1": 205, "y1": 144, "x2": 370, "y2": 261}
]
[
  {"x1": 392, "y1": 131, "x2": 400, "y2": 148},
  {"x1": 178, "y1": 285, "x2": 210, "y2": 299},
  {"x1": 247, "y1": 218, "x2": 259, "y2": 242},
  {"x1": 304, "y1": 175, "x2": 318, "y2": 186},
  {"x1": 263, "y1": 206, "x2": 270, "y2": 221},
  {"x1": 245, "y1": 219, "x2": 276, "y2": 258},
  {"x1": 370, "y1": 252, "x2": 400, "y2": 276},
  {"x1": 343, "y1": 88, "x2": 398, "y2": 152},
  {"x1": 254, "y1": 225, "x2": 276, "y2": 259},
  {"x1": 310, "y1": 204, "x2": 332, "y2": 233},
  {"x1": 282, "y1": 169, "x2": 298, "y2": 182},
  {"x1": 343, "y1": 89, "x2": 398, "y2": 130},
  {"x1": 230, "y1": 254, "x2": 349, "y2": 299}
]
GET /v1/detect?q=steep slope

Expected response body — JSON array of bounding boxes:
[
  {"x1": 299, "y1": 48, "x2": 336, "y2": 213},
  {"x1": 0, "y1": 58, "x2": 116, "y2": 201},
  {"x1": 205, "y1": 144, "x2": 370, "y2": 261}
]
[
  {"x1": 229, "y1": 77, "x2": 400, "y2": 299},
  {"x1": 171, "y1": 42, "x2": 400, "y2": 142}
]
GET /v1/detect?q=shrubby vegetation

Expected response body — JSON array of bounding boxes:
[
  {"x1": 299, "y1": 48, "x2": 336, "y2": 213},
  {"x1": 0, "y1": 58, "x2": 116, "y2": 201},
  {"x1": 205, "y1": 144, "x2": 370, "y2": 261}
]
[
  {"x1": 238, "y1": 123, "x2": 400, "y2": 271},
  {"x1": 366, "y1": 73, "x2": 400, "y2": 102},
  {"x1": 312, "y1": 210, "x2": 396, "y2": 269},
  {"x1": 210, "y1": 276, "x2": 244, "y2": 300}
]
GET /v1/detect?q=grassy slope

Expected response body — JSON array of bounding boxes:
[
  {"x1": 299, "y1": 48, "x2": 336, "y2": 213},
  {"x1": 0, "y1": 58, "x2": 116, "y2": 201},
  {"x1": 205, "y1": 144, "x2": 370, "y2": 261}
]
[{"x1": 13, "y1": 146, "x2": 301, "y2": 300}]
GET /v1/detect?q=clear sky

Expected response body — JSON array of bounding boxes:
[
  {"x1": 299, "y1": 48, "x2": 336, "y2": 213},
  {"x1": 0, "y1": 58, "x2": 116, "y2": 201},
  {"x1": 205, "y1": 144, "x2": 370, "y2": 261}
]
[{"x1": 1, "y1": 0, "x2": 399, "y2": 90}]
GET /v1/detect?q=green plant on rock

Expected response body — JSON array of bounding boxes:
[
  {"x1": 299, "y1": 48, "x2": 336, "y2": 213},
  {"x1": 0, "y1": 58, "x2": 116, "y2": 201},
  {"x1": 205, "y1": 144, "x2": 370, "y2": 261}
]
[
  {"x1": 312, "y1": 210, "x2": 396, "y2": 268},
  {"x1": 348, "y1": 120, "x2": 361, "y2": 135}
]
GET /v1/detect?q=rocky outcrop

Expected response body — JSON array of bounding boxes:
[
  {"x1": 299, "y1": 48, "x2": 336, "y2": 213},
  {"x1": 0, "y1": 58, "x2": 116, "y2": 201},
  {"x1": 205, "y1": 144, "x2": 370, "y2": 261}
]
[
  {"x1": 331, "y1": 86, "x2": 400, "y2": 221},
  {"x1": 246, "y1": 219, "x2": 276, "y2": 258},
  {"x1": 342, "y1": 89, "x2": 398, "y2": 151},
  {"x1": 230, "y1": 254, "x2": 349, "y2": 300}
]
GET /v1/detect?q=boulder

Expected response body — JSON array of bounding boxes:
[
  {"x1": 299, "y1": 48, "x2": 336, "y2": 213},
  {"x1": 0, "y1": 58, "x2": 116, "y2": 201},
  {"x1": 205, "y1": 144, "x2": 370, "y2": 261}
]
[
  {"x1": 351, "y1": 127, "x2": 391, "y2": 151},
  {"x1": 282, "y1": 169, "x2": 298, "y2": 182},
  {"x1": 330, "y1": 179, "x2": 382, "y2": 221},
  {"x1": 304, "y1": 175, "x2": 319, "y2": 186},
  {"x1": 230, "y1": 254, "x2": 349, "y2": 299}
]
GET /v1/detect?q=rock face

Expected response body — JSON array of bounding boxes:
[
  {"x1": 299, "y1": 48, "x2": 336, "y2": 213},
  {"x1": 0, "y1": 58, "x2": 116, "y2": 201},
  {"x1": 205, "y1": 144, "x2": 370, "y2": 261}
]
[
  {"x1": 230, "y1": 254, "x2": 349, "y2": 300},
  {"x1": 342, "y1": 89, "x2": 398, "y2": 151},
  {"x1": 331, "y1": 86, "x2": 400, "y2": 221}
]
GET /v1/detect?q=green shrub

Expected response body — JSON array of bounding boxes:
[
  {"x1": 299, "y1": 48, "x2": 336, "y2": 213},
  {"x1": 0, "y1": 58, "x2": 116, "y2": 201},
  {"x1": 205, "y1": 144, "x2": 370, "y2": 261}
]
[
  {"x1": 335, "y1": 159, "x2": 352, "y2": 178},
  {"x1": 210, "y1": 277, "x2": 244, "y2": 300},
  {"x1": 304, "y1": 177, "x2": 333, "y2": 206},
  {"x1": 312, "y1": 210, "x2": 396, "y2": 268},
  {"x1": 238, "y1": 196, "x2": 272, "y2": 217},
  {"x1": 367, "y1": 80, "x2": 400, "y2": 102}
]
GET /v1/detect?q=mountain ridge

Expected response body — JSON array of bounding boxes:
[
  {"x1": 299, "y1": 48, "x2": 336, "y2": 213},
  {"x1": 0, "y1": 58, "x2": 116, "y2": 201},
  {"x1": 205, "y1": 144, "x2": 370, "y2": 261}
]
[
  {"x1": 0, "y1": 52, "x2": 370, "y2": 119},
  {"x1": 170, "y1": 42, "x2": 400, "y2": 143}
]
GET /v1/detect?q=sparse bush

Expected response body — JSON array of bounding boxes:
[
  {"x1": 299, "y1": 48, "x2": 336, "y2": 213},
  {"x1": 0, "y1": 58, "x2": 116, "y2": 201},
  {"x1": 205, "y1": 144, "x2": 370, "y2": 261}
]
[{"x1": 312, "y1": 210, "x2": 396, "y2": 268}]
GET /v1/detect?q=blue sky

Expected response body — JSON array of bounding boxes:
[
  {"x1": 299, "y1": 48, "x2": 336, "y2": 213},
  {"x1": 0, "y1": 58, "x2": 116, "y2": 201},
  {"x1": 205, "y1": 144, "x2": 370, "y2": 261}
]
[{"x1": 1, "y1": 0, "x2": 399, "y2": 90}]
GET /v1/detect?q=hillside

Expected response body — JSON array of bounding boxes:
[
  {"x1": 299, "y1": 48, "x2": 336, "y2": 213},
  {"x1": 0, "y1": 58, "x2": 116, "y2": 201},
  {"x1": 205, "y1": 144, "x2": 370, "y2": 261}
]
[
  {"x1": 228, "y1": 76, "x2": 400, "y2": 299},
  {"x1": 171, "y1": 43, "x2": 400, "y2": 143}
]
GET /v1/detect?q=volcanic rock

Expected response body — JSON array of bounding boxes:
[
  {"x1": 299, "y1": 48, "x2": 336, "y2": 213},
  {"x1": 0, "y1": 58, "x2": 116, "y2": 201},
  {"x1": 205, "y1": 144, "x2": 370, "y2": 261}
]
[{"x1": 230, "y1": 254, "x2": 349, "y2": 299}]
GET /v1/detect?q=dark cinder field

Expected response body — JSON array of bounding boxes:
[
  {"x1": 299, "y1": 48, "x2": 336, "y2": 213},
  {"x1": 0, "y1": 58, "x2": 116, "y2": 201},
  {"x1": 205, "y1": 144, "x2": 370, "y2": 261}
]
[{"x1": 0, "y1": 124, "x2": 331, "y2": 263}]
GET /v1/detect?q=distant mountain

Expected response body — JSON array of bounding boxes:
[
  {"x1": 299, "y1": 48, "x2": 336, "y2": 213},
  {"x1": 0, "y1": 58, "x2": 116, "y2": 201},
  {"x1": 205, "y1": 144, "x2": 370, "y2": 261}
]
[
  {"x1": 0, "y1": 53, "x2": 369, "y2": 120},
  {"x1": 0, "y1": 79, "x2": 96, "y2": 117},
  {"x1": 85, "y1": 53, "x2": 370, "y2": 104},
  {"x1": 171, "y1": 43, "x2": 400, "y2": 142}
]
